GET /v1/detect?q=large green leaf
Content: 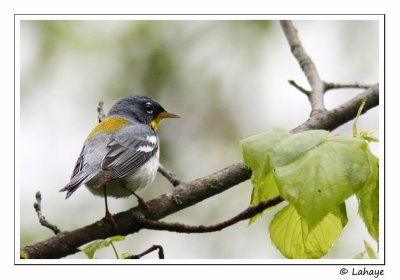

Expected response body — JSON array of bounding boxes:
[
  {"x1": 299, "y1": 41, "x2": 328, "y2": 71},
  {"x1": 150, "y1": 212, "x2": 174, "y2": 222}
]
[
  {"x1": 241, "y1": 128, "x2": 290, "y2": 224},
  {"x1": 248, "y1": 169, "x2": 280, "y2": 224},
  {"x1": 241, "y1": 127, "x2": 291, "y2": 171},
  {"x1": 270, "y1": 130, "x2": 330, "y2": 167},
  {"x1": 269, "y1": 204, "x2": 344, "y2": 259},
  {"x1": 357, "y1": 156, "x2": 379, "y2": 240},
  {"x1": 272, "y1": 131, "x2": 376, "y2": 228}
]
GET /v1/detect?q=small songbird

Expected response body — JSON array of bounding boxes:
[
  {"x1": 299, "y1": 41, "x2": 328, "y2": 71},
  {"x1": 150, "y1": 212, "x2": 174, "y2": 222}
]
[{"x1": 60, "y1": 95, "x2": 180, "y2": 225}]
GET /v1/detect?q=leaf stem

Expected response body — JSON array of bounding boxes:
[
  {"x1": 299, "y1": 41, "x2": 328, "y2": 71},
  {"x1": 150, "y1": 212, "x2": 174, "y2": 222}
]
[
  {"x1": 353, "y1": 100, "x2": 366, "y2": 137},
  {"x1": 110, "y1": 241, "x2": 119, "y2": 259}
]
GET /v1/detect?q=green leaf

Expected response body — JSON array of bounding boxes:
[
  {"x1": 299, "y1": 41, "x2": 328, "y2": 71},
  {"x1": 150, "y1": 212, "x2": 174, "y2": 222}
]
[
  {"x1": 332, "y1": 202, "x2": 348, "y2": 228},
  {"x1": 269, "y1": 204, "x2": 344, "y2": 259},
  {"x1": 241, "y1": 127, "x2": 291, "y2": 170},
  {"x1": 353, "y1": 100, "x2": 366, "y2": 137},
  {"x1": 270, "y1": 130, "x2": 330, "y2": 168},
  {"x1": 357, "y1": 129, "x2": 379, "y2": 142},
  {"x1": 352, "y1": 100, "x2": 379, "y2": 142},
  {"x1": 272, "y1": 131, "x2": 376, "y2": 228},
  {"x1": 357, "y1": 156, "x2": 379, "y2": 240},
  {"x1": 81, "y1": 235, "x2": 125, "y2": 259},
  {"x1": 354, "y1": 250, "x2": 367, "y2": 259},
  {"x1": 241, "y1": 128, "x2": 290, "y2": 224},
  {"x1": 110, "y1": 235, "x2": 125, "y2": 242},
  {"x1": 248, "y1": 170, "x2": 280, "y2": 224},
  {"x1": 354, "y1": 241, "x2": 377, "y2": 259},
  {"x1": 364, "y1": 240, "x2": 378, "y2": 259}
]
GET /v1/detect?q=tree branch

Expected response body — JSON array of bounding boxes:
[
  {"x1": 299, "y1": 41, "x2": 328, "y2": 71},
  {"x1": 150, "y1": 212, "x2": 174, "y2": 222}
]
[
  {"x1": 292, "y1": 83, "x2": 379, "y2": 133},
  {"x1": 139, "y1": 196, "x2": 284, "y2": 233},
  {"x1": 280, "y1": 20, "x2": 326, "y2": 114},
  {"x1": 97, "y1": 100, "x2": 106, "y2": 122},
  {"x1": 288, "y1": 80, "x2": 310, "y2": 95},
  {"x1": 33, "y1": 191, "x2": 61, "y2": 235},
  {"x1": 158, "y1": 164, "x2": 182, "y2": 187},
  {"x1": 20, "y1": 85, "x2": 379, "y2": 259},
  {"x1": 123, "y1": 245, "x2": 165, "y2": 259},
  {"x1": 324, "y1": 82, "x2": 371, "y2": 91},
  {"x1": 21, "y1": 21, "x2": 379, "y2": 259}
]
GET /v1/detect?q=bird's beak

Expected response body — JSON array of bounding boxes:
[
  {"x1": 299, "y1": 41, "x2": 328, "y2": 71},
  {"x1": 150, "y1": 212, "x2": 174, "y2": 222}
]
[
  {"x1": 151, "y1": 111, "x2": 181, "y2": 129},
  {"x1": 158, "y1": 112, "x2": 181, "y2": 119}
]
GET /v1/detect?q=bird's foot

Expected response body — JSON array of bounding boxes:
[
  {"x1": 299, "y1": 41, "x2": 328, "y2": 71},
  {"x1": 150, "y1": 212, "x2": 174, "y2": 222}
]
[
  {"x1": 105, "y1": 209, "x2": 118, "y2": 229},
  {"x1": 132, "y1": 192, "x2": 150, "y2": 210},
  {"x1": 137, "y1": 196, "x2": 150, "y2": 210}
]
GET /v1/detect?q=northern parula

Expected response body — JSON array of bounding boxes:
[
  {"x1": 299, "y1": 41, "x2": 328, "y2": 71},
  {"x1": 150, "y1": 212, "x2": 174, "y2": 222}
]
[{"x1": 60, "y1": 95, "x2": 180, "y2": 225}]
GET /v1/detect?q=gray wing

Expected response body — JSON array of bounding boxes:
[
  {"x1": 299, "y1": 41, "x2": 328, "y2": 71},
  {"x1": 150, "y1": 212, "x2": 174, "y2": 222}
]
[
  {"x1": 60, "y1": 144, "x2": 97, "y2": 198},
  {"x1": 61, "y1": 123, "x2": 158, "y2": 197},
  {"x1": 96, "y1": 124, "x2": 158, "y2": 187}
]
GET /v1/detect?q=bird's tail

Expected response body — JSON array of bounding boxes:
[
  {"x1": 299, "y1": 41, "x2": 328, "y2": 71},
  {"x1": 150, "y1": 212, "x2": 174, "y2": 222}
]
[{"x1": 60, "y1": 171, "x2": 92, "y2": 199}]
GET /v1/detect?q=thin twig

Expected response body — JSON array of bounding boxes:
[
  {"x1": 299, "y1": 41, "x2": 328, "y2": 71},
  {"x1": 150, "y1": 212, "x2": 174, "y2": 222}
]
[
  {"x1": 139, "y1": 196, "x2": 284, "y2": 233},
  {"x1": 292, "y1": 83, "x2": 378, "y2": 133},
  {"x1": 33, "y1": 191, "x2": 61, "y2": 235},
  {"x1": 288, "y1": 80, "x2": 310, "y2": 95},
  {"x1": 158, "y1": 164, "x2": 182, "y2": 187},
  {"x1": 97, "y1": 100, "x2": 106, "y2": 123},
  {"x1": 124, "y1": 245, "x2": 165, "y2": 259},
  {"x1": 324, "y1": 82, "x2": 372, "y2": 91},
  {"x1": 280, "y1": 20, "x2": 326, "y2": 114}
]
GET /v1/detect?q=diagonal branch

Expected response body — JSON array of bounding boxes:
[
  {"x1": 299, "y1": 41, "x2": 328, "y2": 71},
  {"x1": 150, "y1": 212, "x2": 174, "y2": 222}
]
[
  {"x1": 158, "y1": 164, "x2": 182, "y2": 187},
  {"x1": 20, "y1": 85, "x2": 378, "y2": 259},
  {"x1": 288, "y1": 80, "x2": 310, "y2": 95},
  {"x1": 280, "y1": 20, "x2": 326, "y2": 114}
]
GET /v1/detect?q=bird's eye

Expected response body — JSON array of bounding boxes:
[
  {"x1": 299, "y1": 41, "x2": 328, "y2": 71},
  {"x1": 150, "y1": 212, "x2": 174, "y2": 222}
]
[{"x1": 145, "y1": 102, "x2": 154, "y2": 114}]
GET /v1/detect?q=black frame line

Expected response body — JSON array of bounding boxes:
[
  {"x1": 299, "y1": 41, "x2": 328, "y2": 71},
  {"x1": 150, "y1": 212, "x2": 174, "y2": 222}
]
[{"x1": 14, "y1": 13, "x2": 385, "y2": 266}]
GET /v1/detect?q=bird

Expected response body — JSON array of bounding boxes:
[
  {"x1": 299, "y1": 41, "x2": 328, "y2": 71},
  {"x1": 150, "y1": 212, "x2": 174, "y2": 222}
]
[{"x1": 60, "y1": 95, "x2": 180, "y2": 226}]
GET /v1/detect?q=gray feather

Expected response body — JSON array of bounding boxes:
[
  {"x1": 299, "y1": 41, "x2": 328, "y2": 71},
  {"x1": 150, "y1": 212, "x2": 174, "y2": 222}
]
[{"x1": 60, "y1": 122, "x2": 159, "y2": 197}]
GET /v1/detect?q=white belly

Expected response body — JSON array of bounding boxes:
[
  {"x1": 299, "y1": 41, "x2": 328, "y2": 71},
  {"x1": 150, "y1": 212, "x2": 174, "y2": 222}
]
[
  {"x1": 86, "y1": 149, "x2": 160, "y2": 198},
  {"x1": 123, "y1": 149, "x2": 160, "y2": 194}
]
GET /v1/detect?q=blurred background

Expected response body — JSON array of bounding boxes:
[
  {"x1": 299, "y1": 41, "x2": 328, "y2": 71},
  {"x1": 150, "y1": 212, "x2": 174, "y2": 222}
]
[{"x1": 19, "y1": 19, "x2": 379, "y2": 259}]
